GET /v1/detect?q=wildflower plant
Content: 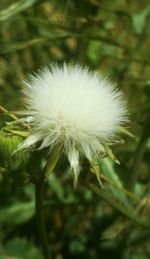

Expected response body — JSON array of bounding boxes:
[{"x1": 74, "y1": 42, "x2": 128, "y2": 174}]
[{"x1": 0, "y1": 64, "x2": 129, "y2": 259}]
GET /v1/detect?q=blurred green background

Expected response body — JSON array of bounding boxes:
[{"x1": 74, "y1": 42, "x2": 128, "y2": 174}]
[{"x1": 0, "y1": 0, "x2": 150, "y2": 259}]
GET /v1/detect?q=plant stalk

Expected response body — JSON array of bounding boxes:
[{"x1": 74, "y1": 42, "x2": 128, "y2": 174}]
[
  {"x1": 35, "y1": 176, "x2": 51, "y2": 259},
  {"x1": 128, "y1": 126, "x2": 149, "y2": 191}
]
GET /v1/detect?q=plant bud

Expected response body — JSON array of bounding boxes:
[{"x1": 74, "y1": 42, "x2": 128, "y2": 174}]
[{"x1": 0, "y1": 125, "x2": 30, "y2": 171}]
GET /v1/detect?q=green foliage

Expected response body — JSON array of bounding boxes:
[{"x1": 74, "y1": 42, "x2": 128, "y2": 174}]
[
  {"x1": 0, "y1": 199, "x2": 35, "y2": 225},
  {"x1": 0, "y1": 0, "x2": 150, "y2": 258},
  {"x1": 0, "y1": 0, "x2": 37, "y2": 22},
  {"x1": 1, "y1": 238, "x2": 43, "y2": 259},
  {"x1": 89, "y1": 183, "x2": 149, "y2": 227},
  {"x1": 132, "y1": 4, "x2": 150, "y2": 34},
  {"x1": 0, "y1": 125, "x2": 30, "y2": 171}
]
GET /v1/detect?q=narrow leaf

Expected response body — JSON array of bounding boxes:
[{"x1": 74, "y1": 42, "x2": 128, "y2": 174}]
[
  {"x1": 89, "y1": 183, "x2": 150, "y2": 227},
  {"x1": 0, "y1": 0, "x2": 37, "y2": 22}
]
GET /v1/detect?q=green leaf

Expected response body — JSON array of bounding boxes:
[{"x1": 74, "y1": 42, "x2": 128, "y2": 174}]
[
  {"x1": 99, "y1": 158, "x2": 129, "y2": 204},
  {"x1": 4, "y1": 128, "x2": 30, "y2": 138},
  {"x1": 0, "y1": 200, "x2": 35, "y2": 225},
  {"x1": 132, "y1": 5, "x2": 150, "y2": 34},
  {"x1": 89, "y1": 183, "x2": 150, "y2": 227},
  {"x1": 118, "y1": 126, "x2": 135, "y2": 139},
  {"x1": 87, "y1": 41, "x2": 101, "y2": 63},
  {"x1": 0, "y1": 38, "x2": 46, "y2": 54},
  {"x1": 101, "y1": 219, "x2": 127, "y2": 240},
  {"x1": 103, "y1": 144, "x2": 120, "y2": 164},
  {"x1": 0, "y1": 0, "x2": 37, "y2": 22},
  {"x1": 132, "y1": 253, "x2": 149, "y2": 259},
  {"x1": 48, "y1": 173, "x2": 65, "y2": 202},
  {"x1": 48, "y1": 172, "x2": 76, "y2": 204},
  {"x1": 2, "y1": 238, "x2": 43, "y2": 259},
  {"x1": 92, "y1": 158, "x2": 139, "y2": 203},
  {"x1": 44, "y1": 147, "x2": 61, "y2": 178}
]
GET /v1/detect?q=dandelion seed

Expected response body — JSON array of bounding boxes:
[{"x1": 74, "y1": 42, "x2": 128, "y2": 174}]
[{"x1": 20, "y1": 64, "x2": 128, "y2": 186}]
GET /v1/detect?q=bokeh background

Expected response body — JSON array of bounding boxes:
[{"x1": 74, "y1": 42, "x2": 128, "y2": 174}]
[{"x1": 0, "y1": 1, "x2": 150, "y2": 258}]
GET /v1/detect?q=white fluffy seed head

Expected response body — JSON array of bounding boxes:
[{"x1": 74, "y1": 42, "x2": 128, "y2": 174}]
[{"x1": 20, "y1": 64, "x2": 128, "y2": 184}]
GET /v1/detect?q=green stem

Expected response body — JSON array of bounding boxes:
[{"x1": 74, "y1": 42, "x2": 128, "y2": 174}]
[
  {"x1": 35, "y1": 176, "x2": 51, "y2": 259},
  {"x1": 35, "y1": 149, "x2": 60, "y2": 258},
  {"x1": 128, "y1": 126, "x2": 149, "y2": 191}
]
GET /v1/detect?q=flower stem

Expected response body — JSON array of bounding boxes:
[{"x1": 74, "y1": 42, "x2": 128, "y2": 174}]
[
  {"x1": 128, "y1": 126, "x2": 149, "y2": 191},
  {"x1": 35, "y1": 176, "x2": 51, "y2": 259}
]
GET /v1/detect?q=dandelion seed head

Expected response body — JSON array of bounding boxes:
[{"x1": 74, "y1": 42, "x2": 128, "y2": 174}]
[{"x1": 20, "y1": 64, "x2": 128, "y2": 184}]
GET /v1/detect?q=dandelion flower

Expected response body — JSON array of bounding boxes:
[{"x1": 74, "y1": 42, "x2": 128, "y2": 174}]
[{"x1": 20, "y1": 64, "x2": 127, "y2": 185}]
